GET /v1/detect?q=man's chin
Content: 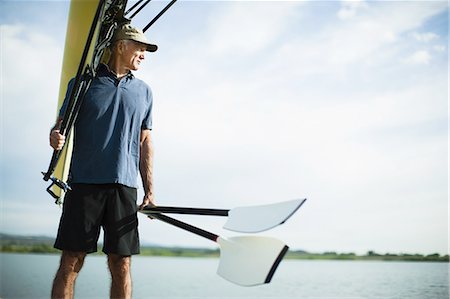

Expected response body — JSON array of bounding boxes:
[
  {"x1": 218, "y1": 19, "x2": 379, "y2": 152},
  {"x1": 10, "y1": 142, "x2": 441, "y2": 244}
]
[{"x1": 128, "y1": 64, "x2": 140, "y2": 71}]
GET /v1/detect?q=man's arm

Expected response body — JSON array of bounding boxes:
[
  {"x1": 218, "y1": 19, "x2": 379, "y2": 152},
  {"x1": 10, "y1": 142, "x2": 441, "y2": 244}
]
[
  {"x1": 49, "y1": 78, "x2": 76, "y2": 151},
  {"x1": 139, "y1": 129, "x2": 155, "y2": 209}
]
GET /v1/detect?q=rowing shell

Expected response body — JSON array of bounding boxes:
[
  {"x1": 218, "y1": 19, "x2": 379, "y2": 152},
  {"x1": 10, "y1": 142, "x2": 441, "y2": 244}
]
[{"x1": 51, "y1": 0, "x2": 102, "y2": 200}]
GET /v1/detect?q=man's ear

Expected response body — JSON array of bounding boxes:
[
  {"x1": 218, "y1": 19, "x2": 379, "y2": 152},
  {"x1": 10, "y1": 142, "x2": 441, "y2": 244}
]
[{"x1": 117, "y1": 40, "x2": 126, "y2": 54}]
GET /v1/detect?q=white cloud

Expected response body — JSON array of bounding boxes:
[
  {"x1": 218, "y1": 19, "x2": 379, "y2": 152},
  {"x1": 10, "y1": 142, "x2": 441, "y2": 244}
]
[
  {"x1": 1, "y1": 1, "x2": 448, "y2": 254},
  {"x1": 404, "y1": 50, "x2": 432, "y2": 65},
  {"x1": 0, "y1": 201, "x2": 61, "y2": 236},
  {"x1": 0, "y1": 23, "x2": 64, "y2": 215},
  {"x1": 205, "y1": 1, "x2": 299, "y2": 55},
  {"x1": 433, "y1": 45, "x2": 446, "y2": 52},
  {"x1": 138, "y1": 1, "x2": 448, "y2": 254},
  {"x1": 337, "y1": 0, "x2": 368, "y2": 20},
  {"x1": 1, "y1": 24, "x2": 62, "y2": 160},
  {"x1": 257, "y1": 1, "x2": 446, "y2": 80},
  {"x1": 411, "y1": 31, "x2": 440, "y2": 43}
]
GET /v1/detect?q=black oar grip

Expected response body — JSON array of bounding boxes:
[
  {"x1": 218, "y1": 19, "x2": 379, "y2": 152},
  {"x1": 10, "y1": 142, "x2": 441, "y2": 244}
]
[
  {"x1": 43, "y1": 150, "x2": 61, "y2": 181},
  {"x1": 142, "y1": 206, "x2": 229, "y2": 216}
]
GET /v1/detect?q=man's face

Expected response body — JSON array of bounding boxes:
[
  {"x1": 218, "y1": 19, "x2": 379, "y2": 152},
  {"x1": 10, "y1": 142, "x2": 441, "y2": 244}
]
[{"x1": 120, "y1": 40, "x2": 147, "y2": 71}]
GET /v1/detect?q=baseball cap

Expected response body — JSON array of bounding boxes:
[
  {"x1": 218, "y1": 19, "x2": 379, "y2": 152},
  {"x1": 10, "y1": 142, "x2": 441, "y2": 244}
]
[{"x1": 113, "y1": 23, "x2": 158, "y2": 52}]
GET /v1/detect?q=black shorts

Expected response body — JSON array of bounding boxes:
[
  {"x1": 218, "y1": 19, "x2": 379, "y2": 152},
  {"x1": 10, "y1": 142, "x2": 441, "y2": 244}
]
[{"x1": 54, "y1": 183, "x2": 140, "y2": 256}]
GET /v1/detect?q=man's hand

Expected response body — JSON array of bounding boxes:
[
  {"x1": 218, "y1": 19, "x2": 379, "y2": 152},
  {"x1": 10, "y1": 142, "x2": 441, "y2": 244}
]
[
  {"x1": 50, "y1": 129, "x2": 66, "y2": 150},
  {"x1": 139, "y1": 129, "x2": 154, "y2": 211},
  {"x1": 139, "y1": 192, "x2": 156, "y2": 210}
]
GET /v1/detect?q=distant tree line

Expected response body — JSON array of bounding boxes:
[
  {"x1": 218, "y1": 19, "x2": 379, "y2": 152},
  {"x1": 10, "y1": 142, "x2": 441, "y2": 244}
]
[
  {"x1": 1, "y1": 243, "x2": 448, "y2": 262},
  {"x1": 286, "y1": 250, "x2": 449, "y2": 262}
]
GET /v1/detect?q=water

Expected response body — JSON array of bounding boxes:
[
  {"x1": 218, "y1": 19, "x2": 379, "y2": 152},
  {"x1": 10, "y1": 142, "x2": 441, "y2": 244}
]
[{"x1": 0, "y1": 253, "x2": 448, "y2": 298}]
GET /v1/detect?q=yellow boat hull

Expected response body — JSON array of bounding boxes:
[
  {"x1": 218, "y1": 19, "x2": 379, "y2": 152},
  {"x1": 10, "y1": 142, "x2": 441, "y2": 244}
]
[{"x1": 52, "y1": 0, "x2": 101, "y2": 199}]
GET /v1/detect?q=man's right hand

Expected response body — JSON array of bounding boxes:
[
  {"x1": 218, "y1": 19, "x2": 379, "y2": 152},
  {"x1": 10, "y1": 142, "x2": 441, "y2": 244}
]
[{"x1": 50, "y1": 129, "x2": 66, "y2": 150}]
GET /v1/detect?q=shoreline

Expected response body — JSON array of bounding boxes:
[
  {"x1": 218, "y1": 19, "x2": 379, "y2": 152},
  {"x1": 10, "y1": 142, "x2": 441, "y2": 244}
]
[{"x1": 1, "y1": 244, "x2": 448, "y2": 262}]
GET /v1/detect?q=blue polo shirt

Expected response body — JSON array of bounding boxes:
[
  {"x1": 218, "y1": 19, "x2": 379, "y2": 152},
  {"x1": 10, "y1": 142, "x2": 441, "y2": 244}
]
[{"x1": 60, "y1": 64, "x2": 153, "y2": 188}]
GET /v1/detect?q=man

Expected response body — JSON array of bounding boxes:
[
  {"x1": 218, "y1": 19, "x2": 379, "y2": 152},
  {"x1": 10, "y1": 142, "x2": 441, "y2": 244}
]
[{"x1": 49, "y1": 24, "x2": 156, "y2": 299}]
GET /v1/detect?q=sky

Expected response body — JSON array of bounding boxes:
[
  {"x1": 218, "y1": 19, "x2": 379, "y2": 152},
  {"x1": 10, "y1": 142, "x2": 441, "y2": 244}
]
[{"x1": 0, "y1": 0, "x2": 448, "y2": 255}]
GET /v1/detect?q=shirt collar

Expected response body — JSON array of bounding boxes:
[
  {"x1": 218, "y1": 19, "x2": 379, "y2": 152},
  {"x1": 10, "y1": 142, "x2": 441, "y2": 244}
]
[{"x1": 98, "y1": 63, "x2": 134, "y2": 80}]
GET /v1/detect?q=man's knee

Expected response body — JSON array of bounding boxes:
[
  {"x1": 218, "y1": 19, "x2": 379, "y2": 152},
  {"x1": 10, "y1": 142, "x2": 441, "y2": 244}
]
[
  {"x1": 59, "y1": 251, "x2": 86, "y2": 274},
  {"x1": 108, "y1": 254, "x2": 131, "y2": 277}
]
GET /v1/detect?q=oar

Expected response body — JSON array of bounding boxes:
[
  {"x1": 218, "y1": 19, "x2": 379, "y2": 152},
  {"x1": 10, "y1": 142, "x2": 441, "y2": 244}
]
[
  {"x1": 146, "y1": 213, "x2": 289, "y2": 286},
  {"x1": 141, "y1": 198, "x2": 306, "y2": 233},
  {"x1": 142, "y1": 0, "x2": 177, "y2": 32}
]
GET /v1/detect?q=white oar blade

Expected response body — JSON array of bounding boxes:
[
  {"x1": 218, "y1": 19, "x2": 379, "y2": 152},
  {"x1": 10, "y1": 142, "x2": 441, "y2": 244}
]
[
  {"x1": 223, "y1": 198, "x2": 306, "y2": 233},
  {"x1": 217, "y1": 236, "x2": 288, "y2": 286}
]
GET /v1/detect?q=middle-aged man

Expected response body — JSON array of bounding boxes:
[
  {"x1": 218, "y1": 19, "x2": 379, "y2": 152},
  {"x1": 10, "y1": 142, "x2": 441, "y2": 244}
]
[{"x1": 49, "y1": 23, "x2": 156, "y2": 299}]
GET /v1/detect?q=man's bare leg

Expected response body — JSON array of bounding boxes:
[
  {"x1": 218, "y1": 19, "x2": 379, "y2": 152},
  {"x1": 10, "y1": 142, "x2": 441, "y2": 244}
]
[
  {"x1": 108, "y1": 254, "x2": 132, "y2": 299},
  {"x1": 51, "y1": 251, "x2": 86, "y2": 299}
]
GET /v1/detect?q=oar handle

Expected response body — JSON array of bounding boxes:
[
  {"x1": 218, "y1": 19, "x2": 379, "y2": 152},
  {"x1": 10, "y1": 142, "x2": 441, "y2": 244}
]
[
  {"x1": 142, "y1": 206, "x2": 229, "y2": 216},
  {"x1": 148, "y1": 213, "x2": 219, "y2": 242}
]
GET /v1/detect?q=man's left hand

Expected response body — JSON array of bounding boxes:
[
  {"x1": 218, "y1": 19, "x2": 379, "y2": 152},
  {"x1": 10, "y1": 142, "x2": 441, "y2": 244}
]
[{"x1": 139, "y1": 193, "x2": 156, "y2": 210}]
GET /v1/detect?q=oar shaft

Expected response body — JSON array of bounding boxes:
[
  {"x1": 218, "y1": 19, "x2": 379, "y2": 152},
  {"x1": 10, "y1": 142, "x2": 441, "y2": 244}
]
[
  {"x1": 149, "y1": 213, "x2": 219, "y2": 242},
  {"x1": 125, "y1": 0, "x2": 145, "y2": 16},
  {"x1": 142, "y1": 0, "x2": 177, "y2": 32},
  {"x1": 129, "y1": 0, "x2": 151, "y2": 19},
  {"x1": 143, "y1": 206, "x2": 229, "y2": 216}
]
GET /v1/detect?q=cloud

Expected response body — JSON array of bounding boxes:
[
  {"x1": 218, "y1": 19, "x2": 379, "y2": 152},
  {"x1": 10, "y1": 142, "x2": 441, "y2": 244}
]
[
  {"x1": 405, "y1": 31, "x2": 444, "y2": 64},
  {"x1": 205, "y1": 1, "x2": 299, "y2": 55},
  {"x1": 1, "y1": 201, "x2": 61, "y2": 235},
  {"x1": 404, "y1": 50, "x2": 432, "y2": 65},
  {"x1": 337, "y1": 0, "x2": 368, "y2": 20},
  {"x1": 1, "y1": 23, "x2": 63, "y2": 209},
  {"x1": 137, "y1": 1, "x2": 448, "y2": 253},
  {"x1": 1, "y1": 24, "x2": 62, "y2": 161},
  {"x1": 276, "y1": 0, "x2": 445, "y2": 77},
  {"x1": 1, "y1": 1, "x2": 448, "y2": 254},
  {"x1": 411, "y1": 31, "x2": 440, "y2": 42},
  {"x1": 433, "y1": 45, "x2": 446, "y2": 52}
]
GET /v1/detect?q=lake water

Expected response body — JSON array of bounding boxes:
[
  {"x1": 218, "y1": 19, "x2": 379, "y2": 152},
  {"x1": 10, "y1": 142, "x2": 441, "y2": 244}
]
[{"x1": 0, "y1": 253, "x2": 448, "y2": 298}]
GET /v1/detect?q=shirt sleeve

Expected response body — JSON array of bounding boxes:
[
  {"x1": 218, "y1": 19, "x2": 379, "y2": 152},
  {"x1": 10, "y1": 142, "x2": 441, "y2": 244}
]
[
  {"x1": 58, "y1": 78, "x2": 75, "y2": 119},
  {"x1": 141, "y1": 86, "x2": 153, "y2": 130}
]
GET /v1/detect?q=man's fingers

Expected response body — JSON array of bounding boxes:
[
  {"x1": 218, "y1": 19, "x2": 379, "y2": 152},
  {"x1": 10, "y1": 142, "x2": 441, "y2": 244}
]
[
  {"x1": 139, "y1": 203, "x2": 157, "y2": 219},
  {"x1": 50, "y1": 130, "x2": 66, "y2": 150},
  {"x1": 138, "y1": 202, "x2": 147, "y2": 210},
  {"x1": 138, "y1": 202, "x2": 154, "y2": 210},
  {"x1": 138, "y1": 196, "x2": 156, "y2": 211}
]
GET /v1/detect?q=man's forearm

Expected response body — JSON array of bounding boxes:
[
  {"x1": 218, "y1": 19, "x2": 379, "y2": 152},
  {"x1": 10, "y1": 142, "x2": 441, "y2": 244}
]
[{"x1": 139, "y1": 136, "x2": 154, "y2": 196}]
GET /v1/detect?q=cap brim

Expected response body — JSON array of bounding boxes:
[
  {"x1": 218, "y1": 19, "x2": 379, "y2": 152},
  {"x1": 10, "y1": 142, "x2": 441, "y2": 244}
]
[
  {"x1": 146, "y1": 44, "x2": 158, "y2": 52},
  {"x1": 127, "y1": 39, "x2": 158, "y2": 52}
]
